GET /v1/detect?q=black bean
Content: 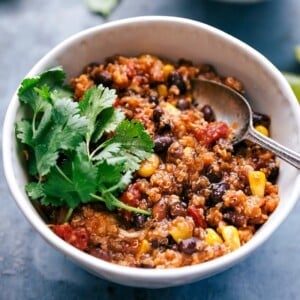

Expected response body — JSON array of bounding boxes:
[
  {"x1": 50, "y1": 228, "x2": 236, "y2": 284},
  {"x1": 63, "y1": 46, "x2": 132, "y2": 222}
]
[
  {"x1": 252, "y1": 112, "x2": 271, "y2": 128},
  {"x1": 153, "y1": 106, "x2": 163, "y2": 123},
  {"x1": 205, "y1": 165, "x2": 222, "y2": 183},
  {"x1": 140, "y1": 263, "x2": 155, "y2": 268},
  {"x1": 151, "y1": 237, "x2": 168, "y2": 248},
  {"x1": 178, "y1": 237, "x2": 198, "y2": 254},
  {"x1": 267, "y1": 163, "x2": 279, "y2": 184},
  {"x1": 233, "y1": 141, "x2": 247, "y2": 156},
  {"x1": 209, "y1": 182, "x2": 230, "y2": 205},
  {"x1": 180, "y1": 183, "x2": 190, "y2": 203},
  {"x1": 83, "y1": 62, "x2": 99, "y2": 73},
  {"x1": 167, "y1": 235, "x2": 178, "y2": 249},
  {"x1": 176, "y1": 98, "x2": 190, "y2": 110},
  {"x1": 178, "y1": 58, "x2": 193, "y2": 66},
  {"x1": 157, "y1": 117, "x2": 172, "y2": 133},
  {"x1": 200, "y1": 104, "x2": 216, "y2": 122},
  {"x1": 167, "y1": 70, "x2": 186, "y2": 94},
  {"x1": 154, "y1": 136, "x2": 174, "y2": 153},
  {"x1": 149, "y1": 95, "x2": 159, "y2": 105},
  {"x1": 169, "y1": 202, "x2": 187, "y2": 218},
  {"x1": 92, "y1": 70, "x2": 113, "y2": 87},
  {"x1": 223, "y1": 210, "x2": 246, "y2": 227},
  {"x1": 151, "y1": 239, "x2": 160, "y2": 249},
  {"x1": 132, "y1": 213, "x2": 147, "y2": 229}
]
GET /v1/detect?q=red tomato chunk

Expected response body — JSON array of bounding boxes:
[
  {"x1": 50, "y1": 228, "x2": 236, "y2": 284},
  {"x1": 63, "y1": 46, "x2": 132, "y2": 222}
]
[
  {"x1": 52, "y1": 224, "x2": 89, "y2": 251},
  {"x1": 195, "y1": 121, "x2": 230, "y2": 146}
]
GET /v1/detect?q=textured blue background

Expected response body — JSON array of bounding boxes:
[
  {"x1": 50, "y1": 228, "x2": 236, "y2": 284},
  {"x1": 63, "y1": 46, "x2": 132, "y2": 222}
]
[{"x1": 1, "y1": 0, "x2": 300, "y2": 299}]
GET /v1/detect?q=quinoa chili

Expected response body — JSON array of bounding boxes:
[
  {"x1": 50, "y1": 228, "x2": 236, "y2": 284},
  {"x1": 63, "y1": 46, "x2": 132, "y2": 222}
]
[{"x1": 48, "y1": 55, "x2": 279, "y2": 268}]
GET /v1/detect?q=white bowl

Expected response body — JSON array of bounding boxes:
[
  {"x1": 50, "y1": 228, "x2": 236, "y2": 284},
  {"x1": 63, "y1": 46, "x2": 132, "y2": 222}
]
[{"x1": 3, "y1": 16, "x2": 300, "y2": 288}]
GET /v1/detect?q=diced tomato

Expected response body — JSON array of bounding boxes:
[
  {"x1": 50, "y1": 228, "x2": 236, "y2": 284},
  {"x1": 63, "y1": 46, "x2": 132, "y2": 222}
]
[
  {"x1": 195, "y1": 121, "x2": 229, "y2": 146},
  {"x1": 120, "y1": 183, "x2": 142, "y2": 208},
  {"x1": 52, "y1": 223, "x2": 89, "y2": 251},
  {"x1": 187, "y1": 206, "x2": 207, "y2": 228},
  {"x1": 113, "y1": 97, "x2": 121, "y2": 107}
]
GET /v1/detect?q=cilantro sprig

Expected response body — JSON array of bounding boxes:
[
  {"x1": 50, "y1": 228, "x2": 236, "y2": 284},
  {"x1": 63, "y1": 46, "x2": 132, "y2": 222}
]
[{"x1": 16, "y1": 66, "x2": 154, "y2": 220}]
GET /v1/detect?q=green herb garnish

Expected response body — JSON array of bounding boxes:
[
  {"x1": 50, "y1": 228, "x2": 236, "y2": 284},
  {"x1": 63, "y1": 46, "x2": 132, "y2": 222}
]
[
  {"x1": 283, "y1": 72, "x2": 300, "y2": 103},
  {"x1": 85, "y1": 0, "x2": 120, "y2": 16},
  {"x1": 282, "y1": 45, "x2": 300, "y2": 103},
  {"x1": 16, "y1": 66, "x2": 154, "y2": 220}
]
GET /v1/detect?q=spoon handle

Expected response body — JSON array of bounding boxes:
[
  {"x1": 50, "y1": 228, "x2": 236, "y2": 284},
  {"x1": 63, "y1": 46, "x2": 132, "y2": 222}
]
[{"x1": 247, "y1": 128, "x2": 300, "y2": 169}]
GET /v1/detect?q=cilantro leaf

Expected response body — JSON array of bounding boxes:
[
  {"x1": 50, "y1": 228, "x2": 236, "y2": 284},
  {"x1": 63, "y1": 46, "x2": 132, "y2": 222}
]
[
  {"x1": 92, "y1": 142, "x2": 121, "y2": 161},
  {"x1": 16, "y1": 67, "x2": 88, "y2": 176},
  {"x1": 50, "y1": 98, "x2": 88, "y2": 150},
  {"x1": 16, "y1": 67, "x2": 154, "y2": 220},
  {"x1": 92, "y1": 107, "x2": 124, "y2": 142},
  {"x1": 97, "y1": 160, "x2": 132, "y2": 191},
  {"x1": 38, "y1": 143, "x2": 98, "y2": 208},
  {"x1": 70, "y1": 143, "x2": 98, "y2": 203},
  {"x1": 51, "y1": 87, "x2": 73, "y2": 103},
  {"x1": 35, "y1": 144, "x2": 59, "y2": 177},
  {"x1": 85, "y1": 0, "x2": 119, "y2": 16},
  {"x1": 79, "y1": 84, "x2": 118, "y2": 143},
  {"x1": 26, "y1": 181, "x2": 65, "y2": 207},
  {"x1": 25, "y1": 182, "x2": 45, "y2": 200},
  {"x1": 99, "y1": 120, "x2": 154, "y2": 171},
  {"x1": 15, "y1": 119, "x2": 32, "y2": 145},
  {"x1": 92, "y1": 160, "x2": 149, "y2": 214},
  {"x1": 112, "y1": 120, "x2": 154, "y2": 154},
  {"x1": 32, "y1": 98, "x2": 88, "y2": 176},
  {"x1": 18, "y1": 66, "x2": 66, "y2": 113},
  {"x1": 42, "y1": 166, "x2": 78, "y2": 207}
]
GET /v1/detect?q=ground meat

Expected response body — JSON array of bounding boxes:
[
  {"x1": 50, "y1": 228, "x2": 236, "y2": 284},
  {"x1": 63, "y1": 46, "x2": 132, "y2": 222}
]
[{"x1": 52, "y1": 54, "x2": 280, "y2": 268}]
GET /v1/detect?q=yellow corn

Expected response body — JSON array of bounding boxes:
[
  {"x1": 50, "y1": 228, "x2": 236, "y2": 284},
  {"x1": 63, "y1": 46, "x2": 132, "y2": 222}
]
[
  {"x1": 220, "y1": 225, "x2": 241, "y2": 251},
  {"x1": 169, "y1": 217, "x2": 193, "y2": 243},
  {"x1": 138, "y1": 154, "x2": 160, "y2": 177},
  {"x1": 205, "y1": 228, "x2": 223, "y2": 245},
  {"x1": 157, "y1": 84, "x2": 168, "y2": 97},
  {"x1": 255, "y1": 125, "x2": 269, "y2": 137},
  {"x1": 161, "y1": 102, "x2": 180, "y2": 116},
  {"x1": 248, "y1": 170, "x2": 266, "y2": 197},
  {"x1": 137, "y1": 239, "x2": 151, "y2": 256},
  {"x1": 163, "y1": 64, "x2": 175, "y2": 79}
]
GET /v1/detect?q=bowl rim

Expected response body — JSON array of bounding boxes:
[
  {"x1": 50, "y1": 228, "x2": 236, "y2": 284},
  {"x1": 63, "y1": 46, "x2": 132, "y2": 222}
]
[{"x1": 3, "y1": 15, "x2": 300, "y2": 284}]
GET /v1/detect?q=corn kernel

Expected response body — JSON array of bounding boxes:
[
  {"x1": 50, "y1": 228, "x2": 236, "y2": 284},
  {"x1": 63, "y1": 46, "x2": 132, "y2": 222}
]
[
  {"x1": 169, "y1": 217, "x2": 193, "y2": 243},
  {"x1": 255, "y1": 125, "x2": 269, "y2": 137},
  {"x1": 161, "y1": 102, "x2": 180, "y2": 116},
  {"x1": 163, "y1": 64, "x2": 175, "y2": 79},
  {"x1": 137, "y1": 239, "x2": 151, "y2": 256},
  {"x1": 205, "y1": 228, "x2": 223, "y2": 245},
  {"x1": 248, "y1": 170, "x2": 266, "y2": 197},
  {"x1": 220, "y1": 225, "x2": 241, "y2": 251},
  {"x1": 157, "y1": 84, "x2": 168, "y2": 97},
  {"x1": 138, "y1": 154, "x2": 160, "y2": 177}
]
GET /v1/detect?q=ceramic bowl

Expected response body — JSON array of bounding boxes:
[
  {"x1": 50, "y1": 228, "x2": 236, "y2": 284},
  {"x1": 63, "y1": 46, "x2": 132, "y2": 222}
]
[{"x1": 3, "y1": 16, "x2": 300, "y2": 288}]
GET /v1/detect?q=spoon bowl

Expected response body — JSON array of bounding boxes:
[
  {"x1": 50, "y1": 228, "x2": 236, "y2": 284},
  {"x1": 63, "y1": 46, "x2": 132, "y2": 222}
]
[{"x1": 192, "y1": 79, "x2": 300, "y2": 169}]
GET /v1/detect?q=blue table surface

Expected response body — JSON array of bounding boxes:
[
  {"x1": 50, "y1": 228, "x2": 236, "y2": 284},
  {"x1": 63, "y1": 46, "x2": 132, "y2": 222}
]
[{"x1": 1, "y1": 0, "x2": 300, "y2": 299}]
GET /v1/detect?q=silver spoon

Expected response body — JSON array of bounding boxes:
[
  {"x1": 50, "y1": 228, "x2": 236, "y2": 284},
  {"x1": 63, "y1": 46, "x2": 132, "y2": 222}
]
[{"x1": 192, "y1": 79, "x2": 300, "y2": 169}]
